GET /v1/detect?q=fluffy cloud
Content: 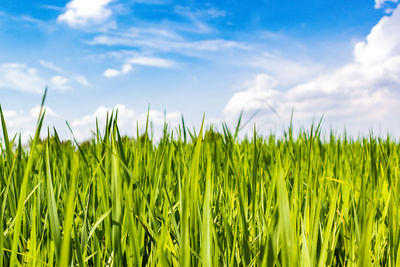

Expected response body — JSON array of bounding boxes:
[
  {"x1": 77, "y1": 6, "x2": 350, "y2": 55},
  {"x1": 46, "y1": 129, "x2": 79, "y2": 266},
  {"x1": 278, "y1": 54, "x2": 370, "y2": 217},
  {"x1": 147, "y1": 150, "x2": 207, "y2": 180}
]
[
  {"x1": 70, "y1": 105, "x2": 181, "y2": 141},
  {"x1": 354, "y1": 8, "x2": 400, "y2": 63},
  {"x1": 224, "y1": 5, "x2": 400, "y2": 134},
  {"x1": 104, "y1": 64, "x2": 132, "y2": 78},
  {"x1": 104, "y1": 68, "x2": 122, "y2": 78},
  {"x1": 58, "y1": 0, "x2": 115, "y2": 27}
]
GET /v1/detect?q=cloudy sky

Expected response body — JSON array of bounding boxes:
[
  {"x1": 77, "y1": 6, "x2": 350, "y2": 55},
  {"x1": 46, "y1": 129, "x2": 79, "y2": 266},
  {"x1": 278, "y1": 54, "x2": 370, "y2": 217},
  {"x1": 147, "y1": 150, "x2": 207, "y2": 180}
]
[{"x1": 1, "y1": 0, "x2": 400, "y2": 141}]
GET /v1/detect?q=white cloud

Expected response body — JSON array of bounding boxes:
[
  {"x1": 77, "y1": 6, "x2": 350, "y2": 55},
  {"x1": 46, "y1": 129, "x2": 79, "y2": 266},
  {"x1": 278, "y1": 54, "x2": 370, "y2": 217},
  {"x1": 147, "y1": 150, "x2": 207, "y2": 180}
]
[
  {"x1": 40, "y1": 60, "x2": 91, "y2": 87},
  {"x1": 205, "y1": 8, "x2": 226, "y2": 19},
  {"x1": 1, "y1": 109, "x2": 34, "y2": 142},
  {"x1": 225, "y1": 74, "x2": 281, "y2": 115},
  {"x1": 375, "y1": 0, "x2": 398, "y2": 9},
  {"x1": 121, "y1": 64, "x2": 133, "y2": 73},
  {"x1": 40, "y1": 59, "x2": 64, "y2": 73},
  {"x1": 103, "y1": 64, "x2": 133, "y2": 78},
  {"x1": 50, "y1": 75, "x2": 72, "y2": 91},
  {"x1": 104, "y1": 55, "x2": 175, "y2": 78},
  {"x1": 70, "y1": 104, "x2": 181, "y2": 141},
  {"x1": 1, "y1": 104, "x2": 181, "y2": 144},
  {"x1": 0, "y1": 63, "x2": 44, "y2": 94},
  {"x1": 224, "y1": 5, "x2": 400, "y2": 135},
  {"x1": 104, "y1": 68, "x2": 121, "y2": 78},
  {"x1": 133, "y1": 0, "x2": 169, "y2": 4},
  {"x1": 354, "y1": 7, "x2": 400, "y2": 63},
  {"x1": 174, "y1": 6, "x2": 212, "y2": 33},
  {"x1": 173, "y1": 6, "x2": 226, "y2": 33},
  {"x1": 89, "y1": 27, "x2": 247, "y2": 55},
  {"x1": 30, "y1": 105, "x2": 59, "y2": 118},
  {"x1": 58, "y1": 0, "x2": 115, "y2": 27},
  {"x1": 136, "y1": 110, "x2": 181, "y2": 126},
  {"x1": 74, "y1": 75, "x2": 91, "y2": 86},
  {"x1": 0, "y1": 62, "x2": 89, "y2": 93},
  {"x1": 1, "y1": 106, "x2": 59, "y2": 143},
  {"x1": 245, "y1": 53, "x2": 326, "y2": 87},
  {"x1": 128, "y1": 56, "x2": 175, "y2": 68}
]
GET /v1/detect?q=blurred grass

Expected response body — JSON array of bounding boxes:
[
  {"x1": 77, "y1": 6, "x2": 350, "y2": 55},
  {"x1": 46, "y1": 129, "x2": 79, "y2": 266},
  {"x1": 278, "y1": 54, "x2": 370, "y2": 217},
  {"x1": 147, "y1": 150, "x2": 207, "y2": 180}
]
[{"x1": 0, "y1": 98, "x2": 400, "y2": 266}]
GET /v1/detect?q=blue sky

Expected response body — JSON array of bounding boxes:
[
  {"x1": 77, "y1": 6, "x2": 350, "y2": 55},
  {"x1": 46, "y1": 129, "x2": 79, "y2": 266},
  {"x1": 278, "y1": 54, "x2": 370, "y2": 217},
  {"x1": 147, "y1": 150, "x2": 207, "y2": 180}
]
[{"x1": 1, "y1": 0, "x2": 400, "y2": 141}]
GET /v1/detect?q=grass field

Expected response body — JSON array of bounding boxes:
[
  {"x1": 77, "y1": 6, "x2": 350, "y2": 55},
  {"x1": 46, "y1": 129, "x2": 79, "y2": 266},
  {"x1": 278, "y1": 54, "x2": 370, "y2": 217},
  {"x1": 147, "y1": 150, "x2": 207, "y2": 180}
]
[{"x1": 1, "y1": 97, "x2": 400, "y2": 266}]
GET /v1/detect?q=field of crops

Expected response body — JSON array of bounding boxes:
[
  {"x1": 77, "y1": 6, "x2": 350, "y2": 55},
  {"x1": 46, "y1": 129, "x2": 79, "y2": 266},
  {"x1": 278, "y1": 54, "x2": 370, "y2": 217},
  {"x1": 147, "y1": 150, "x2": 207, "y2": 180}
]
[{"x1": 1, "y1": 100, "x2": 400, "y2": 266}]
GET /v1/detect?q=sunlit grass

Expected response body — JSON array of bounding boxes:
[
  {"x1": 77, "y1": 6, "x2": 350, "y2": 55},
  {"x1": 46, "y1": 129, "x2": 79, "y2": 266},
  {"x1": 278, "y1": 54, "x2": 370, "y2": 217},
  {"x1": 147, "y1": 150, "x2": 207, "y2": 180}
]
[{"x1": 0, "y1": 94, "x2": 400, "y2": 266}]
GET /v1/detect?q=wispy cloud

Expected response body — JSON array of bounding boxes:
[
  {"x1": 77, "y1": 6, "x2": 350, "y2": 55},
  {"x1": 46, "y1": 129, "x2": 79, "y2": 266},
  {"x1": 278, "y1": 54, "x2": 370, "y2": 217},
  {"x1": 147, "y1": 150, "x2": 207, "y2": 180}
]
[
  {"x1": 40, "y1": 4, "x2": 65, "y2": 12},
  {"x1": 174, "y1": 6, "x2": 226, "y2": 20},
  {"x1": 50, "y1": 76, "x2": 72, "y2": 91},
  {"x1": 40, "y1": 60, "x2": 91, "y2": 87},
  {"x1": 40, "y1": 59, "x2": 64, "y2": 73},
  {"x1": 77, "y1": 2, "x2": 242, "y2": 58},
  {"x1": 20, "y1": 15, "x2": 54, "y2": 30},
  {"x1": 205, "y1": 7, "x2": 227, "y2": 19},
  {"x1": 128, "y1": 56, "x2": 175, "y2": 67},
  {"x1": 132, "y1": 0, "x2": 170, "y2": 4},
  {"x1": 0, "y1": 63, "x2": 44, "y2": 94},
  {"x1": 54, "y1": 1, "x2": 245, "y2": 70},
  {"x1": 90, "y1": 32, "x2": 247, "y2": 53},
  {"x1": 174, "y1": 6, "x2": 217, "y2": 33},
  {"x1": 0, "y1": 61, "x2": 91, "y2": 94},
  {"x1": 375, "y1": 0, "x2": 399, "y2": 9},
  {"x1": 74, "y1": 75, "x2": 91, "y2": 86},
  {"x1": 0, "y1": 11, "x2": 55, "y2": 32},
  {"x1": 146, "y1": 5, "x2": 226, "y2": 35}
]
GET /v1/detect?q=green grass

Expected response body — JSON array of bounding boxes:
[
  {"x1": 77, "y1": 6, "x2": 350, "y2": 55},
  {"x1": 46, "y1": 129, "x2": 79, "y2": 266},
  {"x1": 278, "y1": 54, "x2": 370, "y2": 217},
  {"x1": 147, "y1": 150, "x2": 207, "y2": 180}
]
[{"x1": 1, "y1": 98, "x2": 400, "y2": 266}]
